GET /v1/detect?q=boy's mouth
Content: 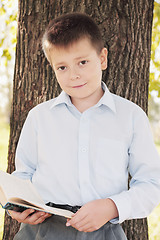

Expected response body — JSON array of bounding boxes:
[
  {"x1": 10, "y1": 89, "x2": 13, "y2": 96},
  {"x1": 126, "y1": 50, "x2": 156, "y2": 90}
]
[{"x1": 72, "y1": 83, "x2": 87, "y2": 88}]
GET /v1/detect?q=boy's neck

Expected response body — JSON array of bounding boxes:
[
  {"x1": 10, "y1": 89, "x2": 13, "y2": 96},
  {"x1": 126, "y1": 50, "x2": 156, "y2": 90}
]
[{"x1": 70, "y1": 87, "x2": 104, "y2": 113}]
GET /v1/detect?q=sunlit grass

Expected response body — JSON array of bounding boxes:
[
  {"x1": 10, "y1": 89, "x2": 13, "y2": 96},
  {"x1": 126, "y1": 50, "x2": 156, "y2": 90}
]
[
  {"x1": 156, "y1": 144, "x2": 160, "y2": 155},
  {"x1": 148, "y1": 203, "x2": 160, "y2": 240},
  {"x1": 0, "y1": 121, "x2": 9, "y2": 240},
  {"x1": 0, "y1": 122, "x2": 160, "y2": 239},
  {"x1": 0, "y1": 121, "x2": 9, "y2": 170},
  {"x1": 148, "y1": 143, "x2": 160, "y2": 240}
]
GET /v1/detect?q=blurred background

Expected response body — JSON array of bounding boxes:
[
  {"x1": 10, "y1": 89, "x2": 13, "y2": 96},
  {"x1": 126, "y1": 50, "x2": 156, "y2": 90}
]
[{"x1": 0, "y1": 0, "x2": 160, "y2": 239}]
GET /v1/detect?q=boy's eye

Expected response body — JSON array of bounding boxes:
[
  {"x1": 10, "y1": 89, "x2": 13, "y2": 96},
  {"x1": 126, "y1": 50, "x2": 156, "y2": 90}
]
[
  {"x1": 79, "y1": 60, "x2": 88, "y2": 65},
  {"x1": 58, "y1": 66, "x2": 66, "y2": 71}
]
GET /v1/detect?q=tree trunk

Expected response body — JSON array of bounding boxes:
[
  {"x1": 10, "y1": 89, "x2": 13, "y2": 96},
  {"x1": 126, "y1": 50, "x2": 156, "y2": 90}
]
[{"x1": 3, "y1": 0, "x2": 154, "y2": 239}]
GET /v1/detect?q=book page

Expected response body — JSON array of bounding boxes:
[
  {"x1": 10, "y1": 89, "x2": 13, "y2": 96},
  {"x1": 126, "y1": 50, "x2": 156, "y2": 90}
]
[
  {"x1": 5, "y1": 201, "x2": 73, "y2": 218},
  {"x1": 0, "y1": 170, "x2": 73, "y2": 219},
  {"x1": 0, "y1": 187, "x2": 7, "y2": 206},
  {"x1": 0, "y1": 170, "x2": 44, "y2": 206},
  {"x1": 44, "y1": 204, "x2": 73, "y2": 218},
  {"x1": 9, "y1": 198, "x2": 44, "y2": 209}
]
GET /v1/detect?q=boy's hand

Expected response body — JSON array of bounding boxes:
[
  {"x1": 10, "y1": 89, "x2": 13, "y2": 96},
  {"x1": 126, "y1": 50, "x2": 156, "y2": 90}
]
[
  {"x1": 9, "y1": 209, "x2": 51, "y2": 225},
  {"x1": 66, "y1": 198, "x2": 118, "y2": 232}
]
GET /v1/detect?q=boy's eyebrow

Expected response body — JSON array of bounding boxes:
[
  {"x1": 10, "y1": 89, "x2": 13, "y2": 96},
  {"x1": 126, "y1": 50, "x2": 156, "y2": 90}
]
[
  {"x1": 54, "y1": 62, "x2": 66, "y2": 67},
  {"x1": 55, "y1": 55, "x2": 89, "y2": 67},
  {"x1": 74, "y1": 54, "x2": 90, "y2": 60},
  {"x1": 54, "y1": 55, "x2": 90, "y2": 67},
  {"x1": 75, "y1": 55, "x2": 89, "y2": 59}
]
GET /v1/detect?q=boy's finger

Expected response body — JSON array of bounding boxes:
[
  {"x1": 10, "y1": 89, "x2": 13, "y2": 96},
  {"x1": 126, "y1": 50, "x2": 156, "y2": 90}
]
[
  {"x1": 78, "y1": 222, "x2": 91, "y2": 232},
  {"x1": 26, "y1": 211, "x2": 47, "y2": 222},
  {"x1": 9, "y1": 208, "x2": 35, "y2": 220},
  {"x1": 21, "y1": 212, "x2": 42, "y2": 224},
  {"x1": 66, "y1": 212, "x2": 86, "y2": 227},
  {"x1": 73, "y1": 218, "x2": 89, "y2": 231},
  {"x1": 28, "y1": 212, "x2": 51, "y2": 225}
]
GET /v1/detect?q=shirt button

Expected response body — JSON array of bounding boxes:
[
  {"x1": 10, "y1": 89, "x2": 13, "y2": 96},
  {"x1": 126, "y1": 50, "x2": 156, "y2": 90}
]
[{"x1": 81, "y1": 147, "x2": 87, "y2": 153}]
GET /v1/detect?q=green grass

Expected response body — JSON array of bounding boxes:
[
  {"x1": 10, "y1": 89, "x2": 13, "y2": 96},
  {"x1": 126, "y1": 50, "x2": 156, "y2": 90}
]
[
  {"x1": 0, "y1": 122, "x2": 159, "y2": 239},
  {"x1": 0, "y1": 121, "x2": 9, "y2": 170},
  {"x1": 148, "y1": 203, "x2": 160, "y2": 240},
  {"x1": 156, "y1": 144, "x2": 160, "y2": 155},
  {"x1": 0, "y1": 121, "x2": 9, "y2": 240},
  {"x1": 148, "y1": 143, "x2": 160, "y2": 240}
]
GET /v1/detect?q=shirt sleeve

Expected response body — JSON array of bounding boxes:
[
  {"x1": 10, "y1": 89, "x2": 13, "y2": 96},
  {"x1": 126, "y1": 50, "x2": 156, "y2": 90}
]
[
  {"x1": 12, "y1": 109, "x2": 37, "y2": 181},
  {"x1": 109, "y1": 109, "x2": 160, "y2": 224}
]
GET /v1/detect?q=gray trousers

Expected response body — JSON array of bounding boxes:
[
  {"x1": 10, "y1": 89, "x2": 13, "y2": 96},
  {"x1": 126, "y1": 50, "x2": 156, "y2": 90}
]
[{"x1": 13, "y1": 215, "x2": 127, "y2": 240}]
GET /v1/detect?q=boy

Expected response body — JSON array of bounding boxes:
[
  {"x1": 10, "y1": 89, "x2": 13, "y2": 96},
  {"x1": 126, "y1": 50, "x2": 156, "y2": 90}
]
[{"x1": 10, "y1": 13, "x2": 160, "y2": 239}]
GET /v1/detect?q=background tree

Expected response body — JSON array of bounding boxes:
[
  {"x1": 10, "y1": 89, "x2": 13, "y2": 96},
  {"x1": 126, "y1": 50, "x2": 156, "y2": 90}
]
[{"x1": 3, "y1": 0, "x2": 154, "y2": 239}]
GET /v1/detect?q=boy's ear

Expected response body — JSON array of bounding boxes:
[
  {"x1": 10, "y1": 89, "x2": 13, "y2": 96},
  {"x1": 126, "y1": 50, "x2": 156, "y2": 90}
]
[{"x1": 100, "y1": 48, "x2": 108, "y2": 70}]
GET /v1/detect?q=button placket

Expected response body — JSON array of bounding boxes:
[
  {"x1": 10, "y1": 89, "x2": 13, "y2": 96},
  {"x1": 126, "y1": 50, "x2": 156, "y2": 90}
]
[
  {"x1": 81, "y1": 147, "x2": 87, "y2": 153},
  {"x1": 78, "y1": 113, "x2": 91, "y2": 203}
]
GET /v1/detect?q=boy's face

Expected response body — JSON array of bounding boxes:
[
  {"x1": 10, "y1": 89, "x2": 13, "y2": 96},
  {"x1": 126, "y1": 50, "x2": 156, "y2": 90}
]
[{"x1": 49, "y1": 37, "x2": 107, "y2": 107}]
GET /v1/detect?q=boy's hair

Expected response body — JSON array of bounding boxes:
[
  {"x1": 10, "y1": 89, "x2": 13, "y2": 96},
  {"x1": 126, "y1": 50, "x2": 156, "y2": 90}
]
[{"x1": 42, "y1": 13, "x2": 104, "y2": 63}]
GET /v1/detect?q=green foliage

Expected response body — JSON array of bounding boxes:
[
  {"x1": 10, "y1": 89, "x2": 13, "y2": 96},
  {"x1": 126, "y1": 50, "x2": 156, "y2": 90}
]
[
  {"x1": 0, "y1": 0, "x2": 17, "y2": 119},
  {"x1": 2, "y1": 49, "x2": 11, "y2": 61},
  {"x1": 0, "y1": 0, "x2": 17, "y2": 66},
  {"x1": 5, "y1": 13, "x2": 17, "y2": 25},
  {"x1": 0, "y1": 38, "x2": 4, "y2": 47},
  {"x1": 150, "y1": 78, "x2": 160, "y2": 97},
  {"x1": 0, "y1": 7, "x2": 5, "y2": 16},
  {"x1": 149, "y1": 1, "x2": 160, "y2": 98}
]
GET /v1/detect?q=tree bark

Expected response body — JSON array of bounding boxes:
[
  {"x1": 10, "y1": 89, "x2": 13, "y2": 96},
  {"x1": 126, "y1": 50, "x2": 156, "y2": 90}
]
[{"x1": 3, "y1": 0, "x2": 154, "y2": 239}]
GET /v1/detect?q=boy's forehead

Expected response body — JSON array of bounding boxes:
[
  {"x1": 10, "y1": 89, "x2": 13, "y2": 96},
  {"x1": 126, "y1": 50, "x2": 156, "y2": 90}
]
[{"x1": 49, "y1": 37, "x2": 97, "y2": 61}]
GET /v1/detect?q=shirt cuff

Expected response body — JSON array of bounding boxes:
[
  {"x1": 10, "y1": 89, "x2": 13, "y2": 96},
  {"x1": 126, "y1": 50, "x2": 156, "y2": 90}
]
[
  {"x1": 6, "y1": 210, "x2": 11, "y2": 217},
  {"x1": 109, "y1": 191, "x2": 131, "y2": 224}
]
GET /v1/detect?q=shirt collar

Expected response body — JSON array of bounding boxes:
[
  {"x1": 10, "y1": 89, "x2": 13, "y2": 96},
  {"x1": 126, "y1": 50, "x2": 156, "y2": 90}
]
[
  {"x1": 97, "y1": 82, "x2": 116, "y2": 113},
  {"x1": 50, "y1": 81, "x2": 116, "y2": 113},
  {"x1": 50, "y1": 91, "x2": 72, "y2": 109}
]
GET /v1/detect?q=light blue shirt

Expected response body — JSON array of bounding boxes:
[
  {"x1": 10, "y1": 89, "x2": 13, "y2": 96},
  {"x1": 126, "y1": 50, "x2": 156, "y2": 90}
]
[{"x1": 13, "y1": 82, "x2": 160, "y2": 224}]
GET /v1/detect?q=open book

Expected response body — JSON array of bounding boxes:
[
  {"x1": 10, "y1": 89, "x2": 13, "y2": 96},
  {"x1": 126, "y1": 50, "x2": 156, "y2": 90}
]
[{"x1": 0, "y1": 170, "x2": 73, "y2": 218}]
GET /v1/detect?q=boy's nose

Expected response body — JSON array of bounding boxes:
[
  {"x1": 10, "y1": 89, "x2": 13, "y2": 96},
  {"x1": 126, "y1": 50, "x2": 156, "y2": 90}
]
[
  {"x1": 70, "y1": 68, "x2": 80, "y2": 80},
  {"x1": 71, "y1": 75, "x2": 80, "y2": 80}
]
